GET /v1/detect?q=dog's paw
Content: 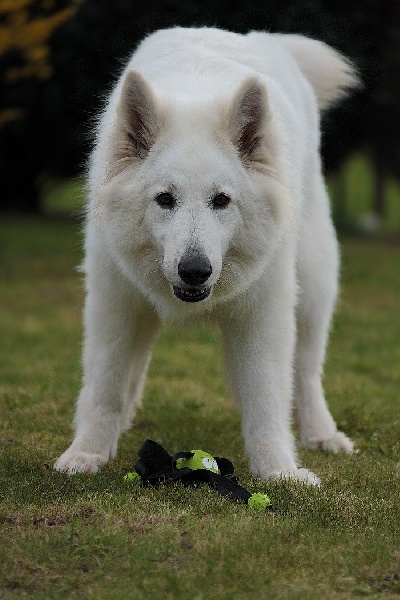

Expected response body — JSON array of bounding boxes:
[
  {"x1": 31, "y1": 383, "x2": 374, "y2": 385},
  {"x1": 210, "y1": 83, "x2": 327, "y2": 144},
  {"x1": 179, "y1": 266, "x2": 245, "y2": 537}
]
[
  {"x1": 302, "y1": 431, "x2": 354, "y2": 455},
  {"x1": 54, "y1": 449, "x2": 107, "y2": 474},
  {"x1": 268, "y1": 468, "x2": 321, "y2": 487}
]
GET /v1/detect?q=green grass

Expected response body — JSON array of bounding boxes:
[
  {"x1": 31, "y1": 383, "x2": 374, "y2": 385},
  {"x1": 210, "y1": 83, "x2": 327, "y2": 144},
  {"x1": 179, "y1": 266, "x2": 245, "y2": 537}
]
[{"x1": 1, "y1": 216, "x2": 400, "y2": 599}]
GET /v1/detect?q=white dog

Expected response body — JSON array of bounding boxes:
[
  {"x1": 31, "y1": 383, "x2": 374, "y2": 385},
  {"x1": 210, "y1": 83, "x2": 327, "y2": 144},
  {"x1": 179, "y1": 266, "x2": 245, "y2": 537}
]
[{"x1": 55, "y1": 27, "x2": 358, "y2": 484}]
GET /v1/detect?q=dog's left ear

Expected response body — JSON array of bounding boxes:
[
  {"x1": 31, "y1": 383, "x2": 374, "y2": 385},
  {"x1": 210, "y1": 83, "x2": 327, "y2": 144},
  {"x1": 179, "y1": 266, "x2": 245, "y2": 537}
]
[{"x1": 229, "y1": 77, "x2": 269, "y2": 165}]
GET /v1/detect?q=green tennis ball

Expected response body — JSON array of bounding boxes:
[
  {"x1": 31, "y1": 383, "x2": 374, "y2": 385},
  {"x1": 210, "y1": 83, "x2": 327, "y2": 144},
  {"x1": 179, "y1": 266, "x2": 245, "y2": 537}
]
[
  {"x1": 176, "y1": 450, "x2": 220, "y2": 474},
  {"x1": 123, "y1": 472, "x2": 140, "y2": 483},
  {"x1": 248, "y1": 492, "x2": 271, "y2": 510}
]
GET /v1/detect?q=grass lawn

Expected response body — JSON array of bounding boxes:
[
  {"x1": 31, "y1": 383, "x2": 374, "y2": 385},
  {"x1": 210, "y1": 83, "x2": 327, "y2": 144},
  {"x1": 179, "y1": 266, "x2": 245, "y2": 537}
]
[{"x1": 0, "y1": 215, "x2": 399, "y2": 599}]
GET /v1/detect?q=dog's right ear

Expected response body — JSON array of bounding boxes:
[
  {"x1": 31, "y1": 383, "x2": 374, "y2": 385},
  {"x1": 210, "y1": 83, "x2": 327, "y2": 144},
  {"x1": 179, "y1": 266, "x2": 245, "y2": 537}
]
[
  {"x1": 228, "y1": 77, "x2": 269, "y2": 168},
  {"x1": 118, "y1": 69, "x2": 158, "y2": 159}
]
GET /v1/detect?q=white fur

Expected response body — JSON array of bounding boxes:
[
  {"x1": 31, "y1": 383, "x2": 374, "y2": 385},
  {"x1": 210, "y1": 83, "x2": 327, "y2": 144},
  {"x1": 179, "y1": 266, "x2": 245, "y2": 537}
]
[{"x1": 55, "y1": 27, "x2": 358, "y2": 483}]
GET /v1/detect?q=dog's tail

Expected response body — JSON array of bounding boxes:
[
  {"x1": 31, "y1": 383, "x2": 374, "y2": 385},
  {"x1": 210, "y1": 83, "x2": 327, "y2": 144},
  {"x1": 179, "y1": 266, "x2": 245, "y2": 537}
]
[{"x1": 275, "y1": 34, "x2": 360, "y2": 110}]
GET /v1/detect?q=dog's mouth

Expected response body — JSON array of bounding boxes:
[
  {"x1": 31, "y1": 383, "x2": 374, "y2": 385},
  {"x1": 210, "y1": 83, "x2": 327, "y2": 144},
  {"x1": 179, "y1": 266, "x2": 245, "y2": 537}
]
[{"x1": 173, "y1": 285, "x2": 211, "y2": 303}]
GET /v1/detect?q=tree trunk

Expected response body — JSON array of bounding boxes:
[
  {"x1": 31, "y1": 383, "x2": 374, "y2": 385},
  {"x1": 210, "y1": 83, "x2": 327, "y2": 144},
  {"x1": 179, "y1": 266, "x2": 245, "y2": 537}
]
[
  {"x1": 332, "y1": 164, "x2": 347, "y2": 231},
  {"x1": 0, "y1": 133, "x2": 41, "y2": 213},
  {"x1": 373, "y1": 160, "x2": 387, "y2": 219},
  {"x1": 1, "y1": 174, "x2": 41, "y2": 213}
]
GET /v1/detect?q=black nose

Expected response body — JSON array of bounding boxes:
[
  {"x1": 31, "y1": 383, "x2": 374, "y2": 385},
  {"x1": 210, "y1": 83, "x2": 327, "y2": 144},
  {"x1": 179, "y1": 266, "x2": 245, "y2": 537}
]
[{"x1": 178, "y1": 252, "x2": 212, "y2": 286}]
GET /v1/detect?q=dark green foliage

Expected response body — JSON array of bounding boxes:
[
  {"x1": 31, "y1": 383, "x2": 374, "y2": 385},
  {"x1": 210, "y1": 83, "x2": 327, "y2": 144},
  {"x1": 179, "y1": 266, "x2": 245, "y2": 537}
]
[{"x1": 1, "y1": 1, "x2": 399, "y2": 212}]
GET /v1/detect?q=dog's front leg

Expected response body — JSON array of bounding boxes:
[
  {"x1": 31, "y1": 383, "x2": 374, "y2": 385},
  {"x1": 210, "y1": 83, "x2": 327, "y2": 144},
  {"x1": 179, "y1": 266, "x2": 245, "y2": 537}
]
[
  {"x1": 55, "y1": 263, "x2": 159, "y2": 474},
  {"x1": 220, "y1": 271, "x2": 321, "y2": 486}
]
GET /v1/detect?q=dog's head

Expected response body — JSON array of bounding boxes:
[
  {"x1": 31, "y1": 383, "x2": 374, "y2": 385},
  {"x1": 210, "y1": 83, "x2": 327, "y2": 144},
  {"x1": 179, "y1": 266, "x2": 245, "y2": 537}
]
[{"x1": 92, "y1": 69, "x2": 292, "y2": 318}]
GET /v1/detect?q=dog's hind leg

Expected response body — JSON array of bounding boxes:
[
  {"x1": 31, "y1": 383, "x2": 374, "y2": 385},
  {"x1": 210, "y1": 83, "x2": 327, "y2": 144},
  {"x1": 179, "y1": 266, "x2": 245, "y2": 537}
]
[
  {"x1": 294, "y1": 161, "x2": 354, "y2": 454},
  {"x1": 54, "y1": 252, "x2": 160, "y2": 474}
]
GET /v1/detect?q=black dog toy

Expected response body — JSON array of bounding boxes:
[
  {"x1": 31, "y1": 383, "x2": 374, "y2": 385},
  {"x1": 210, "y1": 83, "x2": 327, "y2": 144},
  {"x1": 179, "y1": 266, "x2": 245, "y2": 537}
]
[{"x1": 124, "y1": 439, "x2": 280, "y2": 513}]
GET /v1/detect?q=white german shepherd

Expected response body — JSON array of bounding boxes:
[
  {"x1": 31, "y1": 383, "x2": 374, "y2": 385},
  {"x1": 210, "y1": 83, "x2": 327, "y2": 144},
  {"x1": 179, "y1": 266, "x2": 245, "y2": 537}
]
[{"x1": 55, "y1": 27, "x2": 358, "y2": 484}]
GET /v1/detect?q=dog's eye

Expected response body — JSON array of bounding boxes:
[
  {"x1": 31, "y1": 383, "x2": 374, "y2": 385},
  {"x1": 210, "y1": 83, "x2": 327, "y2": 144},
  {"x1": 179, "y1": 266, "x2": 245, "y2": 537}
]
[
  {"x1": 156, "y1": 192, "x2": 175, "y2": 208},
  {"x1": 212, "y1": 193, "x2": 231, "y2": 209}
]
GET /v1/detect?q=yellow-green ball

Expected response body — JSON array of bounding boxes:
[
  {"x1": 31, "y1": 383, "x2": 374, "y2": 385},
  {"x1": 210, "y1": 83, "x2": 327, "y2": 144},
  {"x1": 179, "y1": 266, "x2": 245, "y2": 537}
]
[
  {"x1": 248, "y1": 493, "x2": 271, "y2": 510},
  {"x1": 123, "y1": 472, "x2": 140, "y2": 483}
]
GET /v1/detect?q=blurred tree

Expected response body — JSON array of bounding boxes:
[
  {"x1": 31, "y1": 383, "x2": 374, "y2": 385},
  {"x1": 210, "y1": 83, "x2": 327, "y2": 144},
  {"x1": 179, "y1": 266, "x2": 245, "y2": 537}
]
[
  {"x1": 364, "y1": 0, "x2": 400, "y2": 218},
  {"x1": 317, "y1": 0, "x2": 400, "y2": 220},
  {"x1": 0, "y1": 0, "x2": 85, "y2": 211},
  {"x1": 0, "y1": 0, "x2": 399, "y2": 216}
]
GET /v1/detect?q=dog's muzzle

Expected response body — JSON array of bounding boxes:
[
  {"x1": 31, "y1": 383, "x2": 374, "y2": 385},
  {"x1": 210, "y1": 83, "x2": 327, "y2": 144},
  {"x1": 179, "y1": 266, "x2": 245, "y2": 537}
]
[{"x1": 173, "y1": 285, "x2": 211, "y2": 302}]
